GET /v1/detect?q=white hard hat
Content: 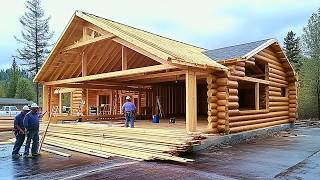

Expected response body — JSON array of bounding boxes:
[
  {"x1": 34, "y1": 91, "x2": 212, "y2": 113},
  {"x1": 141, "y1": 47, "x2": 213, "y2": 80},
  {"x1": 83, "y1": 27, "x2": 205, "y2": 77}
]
[
  {"x1": 22, "y1": 105, "x2": 30, "y2": 111},
  {"x1": 30, "y1": 103, "x2": 39, "y2": 108},
  {"x1": 125, "y1": 96, "x2": 131, "y2": 100}
]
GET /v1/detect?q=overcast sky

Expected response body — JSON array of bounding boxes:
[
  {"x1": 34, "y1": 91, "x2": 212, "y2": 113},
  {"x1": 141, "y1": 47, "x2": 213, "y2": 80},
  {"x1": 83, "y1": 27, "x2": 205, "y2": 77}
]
[{"x1": 0, "y1": 0, "x2": 319, "y2": 69}]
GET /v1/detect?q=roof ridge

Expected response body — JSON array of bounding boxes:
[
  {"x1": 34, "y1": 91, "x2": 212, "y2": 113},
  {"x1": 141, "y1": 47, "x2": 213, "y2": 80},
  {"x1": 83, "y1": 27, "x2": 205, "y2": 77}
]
[
  {"x1": 78, "y1": 11, "x2": 205, "y2": 50},
  {"x1": 206, "y1": 38, "x2": 273, "y2": 52}
]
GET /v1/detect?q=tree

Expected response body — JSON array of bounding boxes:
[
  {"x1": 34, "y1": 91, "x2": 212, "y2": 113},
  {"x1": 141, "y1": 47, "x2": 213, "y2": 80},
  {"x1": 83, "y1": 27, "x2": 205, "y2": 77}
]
[
  {"x1": 301, "y1": 8, "x2": 320, "y2": 119},
  {"x1": 283, "y1": 31, "x2": 302, "y2": 73},
  {"x1": 15, "y1": 77, "x2": 36, "y2": 101},
  {"x1": 14, "y1": 0, "x2": 54, "y2": 104},
  {"x1": 6, "y1": 58, "x2": 20, "y2": 98}
]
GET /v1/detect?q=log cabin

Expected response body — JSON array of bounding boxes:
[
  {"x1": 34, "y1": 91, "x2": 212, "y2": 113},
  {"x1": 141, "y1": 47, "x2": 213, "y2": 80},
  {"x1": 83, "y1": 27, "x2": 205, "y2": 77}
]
[{"x1": 34, "y1": 11, "x2": 297, "y2": 134}]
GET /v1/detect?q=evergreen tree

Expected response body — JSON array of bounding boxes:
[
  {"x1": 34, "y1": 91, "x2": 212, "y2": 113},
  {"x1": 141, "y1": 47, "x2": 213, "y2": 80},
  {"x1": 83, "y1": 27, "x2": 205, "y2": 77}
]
[
  {"x1": 301, "y1": 8, "x2": 320, "y2": 118},
  {"x1": 15, "y1": 77, "x2": 36, "y2": 101},
  {"x1": 6, "y1": 58, "x2": 20, "y2": 98},
  {"x1": 284, "y1": 31, "x2": 302, "y2": 73},
  {"x1": 14, "y1": 0, "x2": 54, "y2": 104}
]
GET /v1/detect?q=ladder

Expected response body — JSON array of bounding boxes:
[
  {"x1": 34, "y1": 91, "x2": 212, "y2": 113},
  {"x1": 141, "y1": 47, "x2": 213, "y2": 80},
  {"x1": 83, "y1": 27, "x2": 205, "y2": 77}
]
[{"x1": 156, "y1": 96, "x2": 164, "y2": 118}]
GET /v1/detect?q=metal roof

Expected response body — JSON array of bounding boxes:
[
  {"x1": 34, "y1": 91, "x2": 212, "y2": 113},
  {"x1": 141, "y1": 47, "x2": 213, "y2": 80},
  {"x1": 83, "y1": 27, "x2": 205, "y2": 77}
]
[
  {"x1": 203, "y1": 39, "x2": 271, "y2": 61},
  {"x1": 0, "y1": 98, "x2": 33, "y2": 105}
]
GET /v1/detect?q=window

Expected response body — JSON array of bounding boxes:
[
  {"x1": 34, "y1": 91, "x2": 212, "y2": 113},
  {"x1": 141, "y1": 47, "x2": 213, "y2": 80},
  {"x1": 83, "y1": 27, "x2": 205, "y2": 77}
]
[
  {"x1": 238, "y1": 80, "x2": 267, "y2": 111},
  {"x1": 280, "y1": 87, "x2": 286, "y2": 97}
]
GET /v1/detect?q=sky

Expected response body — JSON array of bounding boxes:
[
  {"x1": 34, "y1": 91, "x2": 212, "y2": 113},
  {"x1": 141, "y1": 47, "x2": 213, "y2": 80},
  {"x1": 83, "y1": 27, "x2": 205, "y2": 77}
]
[{"x1": 0, "y1": 0, "x2": 319, "y2": 69}]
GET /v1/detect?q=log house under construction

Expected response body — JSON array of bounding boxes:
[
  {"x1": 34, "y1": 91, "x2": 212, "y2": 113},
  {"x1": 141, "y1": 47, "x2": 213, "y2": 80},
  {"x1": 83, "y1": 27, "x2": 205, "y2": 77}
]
[{"x1": 35, "y1": 11, "x2": 298, "y2": 134}]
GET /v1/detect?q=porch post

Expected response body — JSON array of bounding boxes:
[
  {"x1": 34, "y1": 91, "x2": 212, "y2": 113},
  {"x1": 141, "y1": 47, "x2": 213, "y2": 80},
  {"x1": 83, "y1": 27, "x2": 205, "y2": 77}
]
[
  {"x1": 42, "y1": 85, "x2": 50, "y2": 121},
  {"x1": 185, "y1": 70, "x2": 197, "y2": 132}
]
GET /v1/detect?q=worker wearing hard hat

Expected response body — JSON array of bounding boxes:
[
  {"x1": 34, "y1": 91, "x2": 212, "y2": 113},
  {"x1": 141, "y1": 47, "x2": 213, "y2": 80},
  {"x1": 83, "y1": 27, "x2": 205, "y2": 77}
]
[
  {"x1": 12, "y1": 105, "x2": 30, "y2": 157},
  {"x1": 23, "y1": 103, "x2": 40, "y2": 157},
  {"x1": 122, "y1": 96, "x2": 136, "y2": 128}
]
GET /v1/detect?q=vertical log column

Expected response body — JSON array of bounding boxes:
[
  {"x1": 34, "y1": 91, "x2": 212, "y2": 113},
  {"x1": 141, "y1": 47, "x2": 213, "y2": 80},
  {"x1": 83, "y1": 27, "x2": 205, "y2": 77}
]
[
  {"x1": 207, "y1": 74, "x2": 218, "y2": 133},
  {"x1": 58, "y1": 93, "x2": 62, "y2": 114},
  {"x1": 228, "y1": 61, "x2": 244, "y2": 117},
  {"x1": 288, "y1": 81, "x2": 297, "y2": 122},
  {"x1": 186, "y1": 70, "x2": 197, "y2": 132},
  {"x1": 42, "y1": 85, "x2": 50, "y2": 121},
  {"x1": 216, "y1": 75, "x2": 229, "y2": 133}
]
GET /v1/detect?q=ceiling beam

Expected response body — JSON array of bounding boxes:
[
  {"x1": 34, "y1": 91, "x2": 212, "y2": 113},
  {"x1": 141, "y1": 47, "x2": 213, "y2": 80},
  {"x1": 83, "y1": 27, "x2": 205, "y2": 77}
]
[{"x1": 44, "y1": 64, "x2": 176, "y2": 86}]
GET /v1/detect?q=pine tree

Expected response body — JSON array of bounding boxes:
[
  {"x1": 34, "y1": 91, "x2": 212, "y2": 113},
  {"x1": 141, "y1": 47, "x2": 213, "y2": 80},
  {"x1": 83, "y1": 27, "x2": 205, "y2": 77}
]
[
  {"x1": 6, "y1": 58, "x2": 20, "y2": 98},
  {"x1": 14, "y1": 0, "x2": 54, "y2": 104},
  {"x1": 15, "y1": 77, "x2": 36, "y2": 101},
  {"x1": 302, "y1": 8, "x2": 320, "y2": 119},
  {"x1": 284, "y1": 31, "x2": 302, "y2": 73}
]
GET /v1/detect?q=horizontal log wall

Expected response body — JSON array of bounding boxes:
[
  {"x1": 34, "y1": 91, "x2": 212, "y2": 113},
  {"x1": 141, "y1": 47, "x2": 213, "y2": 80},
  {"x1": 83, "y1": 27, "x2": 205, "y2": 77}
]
[{"x1": 225, "y1": 47, "x2": 296, "y2": 133}]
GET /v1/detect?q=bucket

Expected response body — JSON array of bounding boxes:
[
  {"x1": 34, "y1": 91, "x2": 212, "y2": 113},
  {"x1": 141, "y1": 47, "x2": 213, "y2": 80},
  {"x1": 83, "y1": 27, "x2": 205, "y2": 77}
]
[{"x1": 152, "y1": 115, "x2": 159, "y2": 123}]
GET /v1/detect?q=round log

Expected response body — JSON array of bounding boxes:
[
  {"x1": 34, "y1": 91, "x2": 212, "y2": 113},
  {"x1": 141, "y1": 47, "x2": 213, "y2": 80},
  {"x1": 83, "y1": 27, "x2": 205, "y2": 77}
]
[
  {"x1": 208, "y1": 103, "x2": 218, "y2": 110},
  {"x1": 288, "y1": 91, "x2": 296, "y2": 95},
  {"x1": 217, "y1": 112, "x2": 226, "y2": 119},
  {"x1": 207, "y1": 89, "x2": 217, "y2": 96},
  {"x1": 207, "y1": 109, "x2": 218, "y2": 116},
  {"x1": 289, "y1": 108, "x2": 296, "y2": 112},
  {"x1": 269, "y1": 91, "x2": 281, "y2": 96},
  {"x1": 217, "y1": 92, "x2": 227, "y2": 100},
  {"x1": 228, "y1": 81, "x2": 238, "y2": 88},
  {"x1": 289, "y1": 99, "x2": 296, "y2": 104},
  {"x1": 207, "y1": 96, "x2": 217, "y2": 103},
  {"x1": 207, "y1": 116, "x2": 218, "y2": 122},
  {"x1": 229, "y1": 89, "x2": 238, "y2": 95},
  {"x1": 269, "y1": 106, "x2": 289, "y2": 112},
  {"x1": 235, "y1": 65, "x2": 245, "y2": 72},
  {"x1": 228, "y1": 75, "x2": 242, "y2": 81},
  {"x1": 228, "y1": 102, "x2": 239, "y2": 109},
  {"x1": 269, "y1": 62, "x2": 285, "y2": 72},
  {"x1": 216, "y1": 78, "x2": 228, "y2": 86},
  {"x1": 228, "y1": 109, "x2": 240, "y2": 116},
  {"x1": 255, "y1": 54, "x2": 282, "y2": 66},
  {"x1": 269, "y1": 81, "x2": 287, "y2": 88},
  {"x1": 228, "y1": 95, "x2": 239, "y2": 102},
  {"x1": 269, "y1": 101, "x2": 289, "y2": 106},
  {"x1": 217, "y1": 86, "x2": 227, "y2": 92},
  {"x1": 269, "y1": 86, "x2": 281, "y2": 92},
  {"x1": 289, "y1": 113, "x2": 296, "y2": 117},
  {"x1": 236, "y1": 61, "x2": 245, "y2": 67},
  {"x1": 217, "y1": 106, "x2": 227, "y2": 112},
  {"x1": 231, "y1": 70, "x2": 245, "y2": 77},
  {"x1": 288, "y1": 95, "x2": 296, "y2": 99},
  {"x1": 217, "y1": 119, "x2": 226, "y2": 125},
  {"x1": 217, "y1": 100, "x2": 227, "y2": 106},
  {"x1": 289, "y1": 104, "x2": 296, "y2": 108}
]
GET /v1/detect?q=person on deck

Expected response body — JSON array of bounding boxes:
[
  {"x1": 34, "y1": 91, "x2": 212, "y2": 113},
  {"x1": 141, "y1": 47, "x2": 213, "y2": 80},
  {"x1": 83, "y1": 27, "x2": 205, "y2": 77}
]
[
  {"x1": 12, "y1": 105, "x2": 30, "y2": 157},
  {"x1": 23, "y1": 103, "x2": 40, "y2": 157},
  {"x1": 122, "y1": 96, "x2": 136, "y2": 128}
]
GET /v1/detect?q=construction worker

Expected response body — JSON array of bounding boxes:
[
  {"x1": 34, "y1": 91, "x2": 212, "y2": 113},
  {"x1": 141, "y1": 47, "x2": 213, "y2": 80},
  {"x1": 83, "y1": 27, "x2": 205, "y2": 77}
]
[
  {"x1": 122, "y1": 96, "x2": 136, "y2": 128},
  {"x1": 23, "y1": 103, "x2": 40, "y2": 157},
  {"x1": 12, "y1": 105, "x2": 30, "y2": 157}
]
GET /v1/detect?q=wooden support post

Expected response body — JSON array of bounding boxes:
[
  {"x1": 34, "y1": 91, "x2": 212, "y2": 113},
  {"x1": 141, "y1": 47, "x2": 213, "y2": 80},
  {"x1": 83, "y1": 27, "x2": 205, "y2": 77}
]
[
  {"x1": 122, "y1": 46, "x2": 128, "y2": 70},
  {"x1": 70, "y1": 91, "x2": 73, "y2": 115},
  {"x1": 42, "y1": 85, "x2": 50, "y2": 121},
  {"x1": 59, "y1": 93, "x2": 62, "y2": 113},
  {"x1": 255, "y1": 82, "x2": 259, "y2": 110},
  {"x1": 82, "y1": 52, "x2": 87, "y2": 76},
  {"x1": 86, "y1": 89, "x2": 89, "y2": 116},
  {"x1": 138, "y1": 91, "x2": 141, "y2": 115},
  {"x1": 185, "y1": 70, "x2": 197, "y2": 132}
]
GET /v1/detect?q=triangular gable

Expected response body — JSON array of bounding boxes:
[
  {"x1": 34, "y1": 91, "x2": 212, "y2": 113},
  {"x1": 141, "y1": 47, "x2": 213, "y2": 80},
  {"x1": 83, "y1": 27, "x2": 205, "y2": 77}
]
[{"x1": 35, "y1": 11, "x2": 227, "y2": 83}]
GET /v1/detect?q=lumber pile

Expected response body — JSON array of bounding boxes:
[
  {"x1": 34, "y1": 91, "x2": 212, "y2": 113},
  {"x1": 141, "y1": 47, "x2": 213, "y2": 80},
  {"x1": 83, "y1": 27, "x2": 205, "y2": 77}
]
[
  {"x1": 0, "y1": 116, "x2": 14, "y2": 131},
  {"x1": 41, "y1": 123, "x2": 204, "y2": 162}
]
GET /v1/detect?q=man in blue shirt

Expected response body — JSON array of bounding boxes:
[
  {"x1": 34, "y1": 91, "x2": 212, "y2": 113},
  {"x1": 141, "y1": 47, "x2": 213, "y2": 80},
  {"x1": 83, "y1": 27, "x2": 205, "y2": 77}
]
[
  {"x1": 12, "y1": 105, "x2": 30, "y2": 157},
  {"x1": 122, "y1": 96, "x2": 136, "y2": 128},
  {"x1": 23, "y1": 103, "x2": 40, "y2": 157}
]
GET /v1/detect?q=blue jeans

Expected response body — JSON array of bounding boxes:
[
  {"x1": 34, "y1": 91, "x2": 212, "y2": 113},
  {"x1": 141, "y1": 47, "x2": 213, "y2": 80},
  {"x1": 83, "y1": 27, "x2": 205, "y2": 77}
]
[
  {"x1": 124, "y1": 112, "x2": 135, "y2": 128},
  {"x1": 12, "y1": 133, "x2": 25, "y2": 155},
  {"x1": 24, "y1": 130, "x2": 39, "y2": 155}
]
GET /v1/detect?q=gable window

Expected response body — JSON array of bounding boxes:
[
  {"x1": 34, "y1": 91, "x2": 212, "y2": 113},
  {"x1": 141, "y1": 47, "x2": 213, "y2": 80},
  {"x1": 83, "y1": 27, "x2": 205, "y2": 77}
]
[{"x1": 245, "y1": 58, "x2": 267, "y2": 80}]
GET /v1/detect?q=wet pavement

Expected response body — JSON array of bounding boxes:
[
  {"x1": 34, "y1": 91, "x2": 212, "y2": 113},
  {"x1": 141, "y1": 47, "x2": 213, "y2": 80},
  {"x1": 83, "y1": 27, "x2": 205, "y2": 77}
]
[{"x1": 0, "y1": 128, "x2": 319, "y2": 179}]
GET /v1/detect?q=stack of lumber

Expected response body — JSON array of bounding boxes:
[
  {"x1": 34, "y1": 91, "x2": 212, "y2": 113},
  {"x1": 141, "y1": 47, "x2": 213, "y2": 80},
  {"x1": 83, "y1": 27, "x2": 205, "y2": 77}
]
[
  {"x1": 42, "y1": 123, "x2": 204, "y2": 162},
  {"x1": 0, "y1": 117, "x2": 14, "y2": 131}
]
